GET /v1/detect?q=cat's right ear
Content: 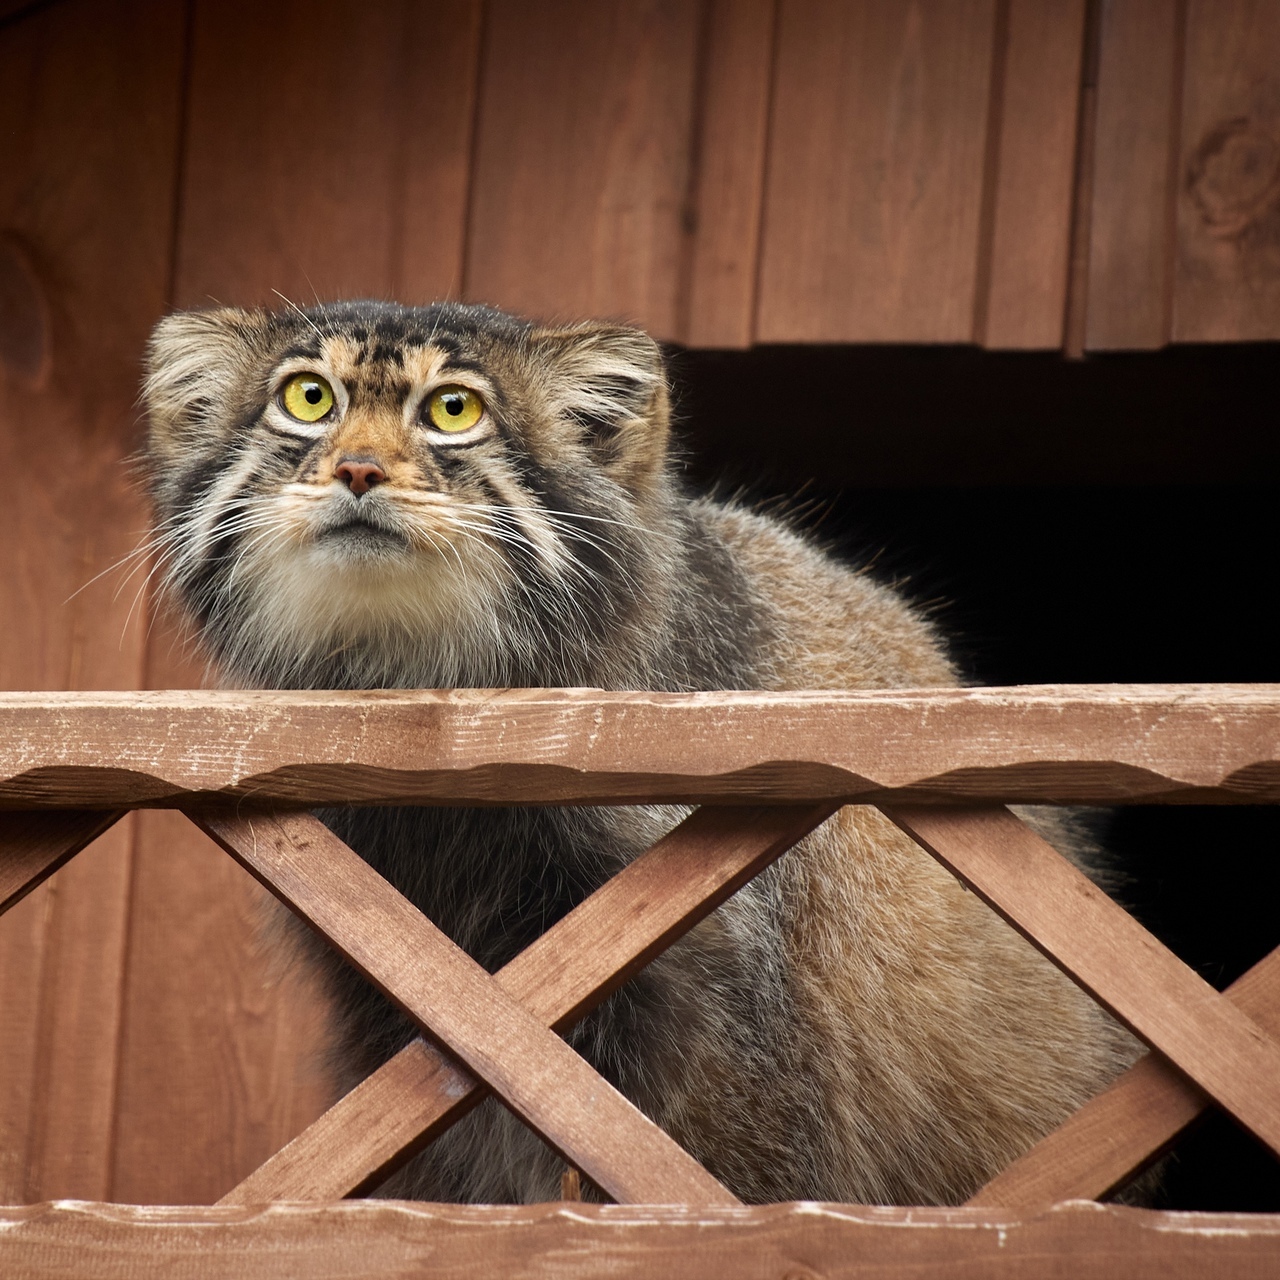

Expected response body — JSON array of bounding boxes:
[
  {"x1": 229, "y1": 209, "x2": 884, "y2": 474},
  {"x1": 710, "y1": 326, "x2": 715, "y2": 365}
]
[{"x1": 143, "y1": 308, "x2": 266, "y2": 465}]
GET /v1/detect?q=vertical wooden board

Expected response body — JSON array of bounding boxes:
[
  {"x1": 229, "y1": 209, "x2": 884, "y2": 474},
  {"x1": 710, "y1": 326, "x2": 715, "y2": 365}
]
[
  {"x1": 0, "y1": 886, "x2": 51, "y2": 1201},
  {"x1": 111, "y1": 808, "x2": 335, "y2": 1205},
  {"x1": 681, "y1": 0, "x2": 777, "y2": 348},
  {"x1": 109, "y1": 620, "x2": 334, "y2": 1205},
  {"x1": 175, "y1": 0, "x2": 471, "y2": 309},
  {"x1": 1085, "y1": 0, "x2": 1182, "y2": 350},
  {"x1": 980, "y1": 0, "x2": 1087, "y2": 349},
  {"x1": 23, "y1": 821, "x2": 135, "y2": 1201},
  {"x1": 756, "y1": 0, "x2": 997, "y2": 343},
  {"x1": 397, "y1": 0, "x2": 483, "y2": 303},
  {"x1": 464, "y1": 0, "x2": 703, "y2": 338},
  {"x1": 1173, "y1": 0, "x2": 1280, "y2": 341},
  {"x1": 0, "y1": 0, "x2": 186, "y2": 1203}
]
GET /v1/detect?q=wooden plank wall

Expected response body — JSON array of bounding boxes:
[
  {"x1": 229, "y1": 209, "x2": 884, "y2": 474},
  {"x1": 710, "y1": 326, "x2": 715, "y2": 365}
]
[{"x1": 3, "y1": 0, "x2": 1280, "y2": 1208}]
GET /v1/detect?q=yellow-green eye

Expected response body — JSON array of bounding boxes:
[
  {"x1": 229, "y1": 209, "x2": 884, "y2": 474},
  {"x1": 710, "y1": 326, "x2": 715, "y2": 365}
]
[
  {"x1": 426, "y1": 385, "x2": 484, "y2": 433},
  {"x1": 281, "y1": 372, "x2": 335, "y2": 422}
]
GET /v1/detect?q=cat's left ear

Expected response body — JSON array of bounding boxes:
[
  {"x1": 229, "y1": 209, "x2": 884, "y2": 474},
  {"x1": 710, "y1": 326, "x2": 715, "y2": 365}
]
[{"x1": 529, "y1": 323, "x2": 670, "y2": 493}]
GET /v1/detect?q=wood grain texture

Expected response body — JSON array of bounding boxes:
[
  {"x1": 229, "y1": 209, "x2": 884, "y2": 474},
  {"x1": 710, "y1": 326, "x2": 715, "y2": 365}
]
[
  {"x1": 979, "y1": 0, "x2": 1087, "y2": 348},
  {"x1": 6, "y1": 1200, "x2": 1280, "y2": 1279},
  {"x1": 1085, "y1": 0, "x2": 1183, "y2": 349},
  {"x1": 110, "y1": 809, "x2": 334, "y2": 1205},
  {"x1": 0, "y1": 0, "x2": 186, "y2": 1204},
  {"x1": 175, "y1": 0, "x2": 481, "y2": 309},
  {"x1": 464, "y1": 0, "x2": 702, "y2": 337},
  {"x1": 109, "y1": 628, "x2": 333, "y2": 1206},
  {"x1": 198, "y1": 811, "x2": 739, "y2": 1207},
  {"x1": 885, "y1": 805, "x2": 1280, "y2": 1161},
  {"x1": 756, "y1": 0, "x2": 997, "y2": 342},
  {"x1": 220, "y1": 803, "x2": 835, "y2": 1203},
  {"x1": 1173, "y1": 0, "x2": 1280, "y2": 340},
  {"x1": 0, "y1": 810, "x2": 121, "y2": 916},
  {"x1": 3, "y1": 686, "x2": 1280, "y2": 809},
  {"x1": 20, "y1": 821, "x2": 136, "y2": 1201},
  {"x1": 0, "y1": 867, "x2": 54, "y2": 1202},
  {"x1": 970, "y1": 940, "x2": 1280, "y2": 1209},
  {"x1": 681, "y1": 0, "x2": 776, "y2": 347}
]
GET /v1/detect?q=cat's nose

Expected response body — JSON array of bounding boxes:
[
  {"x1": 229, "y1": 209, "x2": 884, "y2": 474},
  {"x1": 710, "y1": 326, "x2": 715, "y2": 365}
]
[{"x1": 334, "y1": 458, "x2": 387, "y2": 496}]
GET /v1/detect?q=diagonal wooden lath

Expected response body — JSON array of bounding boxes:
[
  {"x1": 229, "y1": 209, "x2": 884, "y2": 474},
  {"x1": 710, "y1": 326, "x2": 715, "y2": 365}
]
[
  {"x1": 969, "y1": 943, "x2": 1280, "y2": 1209},
  {"x1": 196, "y1": 810, "x2": 732, "y2": 1206},
  {"x1": 885, "y1": 805, "x2": 1280, "y2": 1163},
  {"x1": 0, "y1": 810, "x2": 124, "y2": 916},
  {"x1": 196, "y1": 804, "x2": 842, "y2": 1206},
  {"x1": 212, "y1": 801, "x2": 836, "y2": 1204}
]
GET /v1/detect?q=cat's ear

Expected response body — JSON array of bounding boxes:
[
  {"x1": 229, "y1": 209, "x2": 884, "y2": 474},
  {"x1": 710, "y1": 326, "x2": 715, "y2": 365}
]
[
  {"x1": 529, "y1": 322, "x2": 670, "y2": 492},
  {"x1": 143, "y1": 307, "x2": 268, "y2": 464}
]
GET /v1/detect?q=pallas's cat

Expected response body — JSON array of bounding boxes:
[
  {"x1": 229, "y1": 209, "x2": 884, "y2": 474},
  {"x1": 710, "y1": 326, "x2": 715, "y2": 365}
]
[{"x1": 142, "y1": 301, "x2": 1131, "y2": 1205}]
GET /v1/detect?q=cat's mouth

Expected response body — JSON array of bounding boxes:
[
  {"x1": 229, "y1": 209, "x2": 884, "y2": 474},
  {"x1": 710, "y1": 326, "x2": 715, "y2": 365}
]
[{"x1": 313, "y1": 508, "x2": 411, "y2": 555}]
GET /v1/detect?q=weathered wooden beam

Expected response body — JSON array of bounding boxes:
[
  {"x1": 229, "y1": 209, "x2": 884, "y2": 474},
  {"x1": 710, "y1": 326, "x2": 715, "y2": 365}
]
[
  {"x1": 219, "y1": 803, "x2": 836, "y2": 1203},
  {"x1": 3, "y1": 686, "x2": 1280, "y2": 808},
  {"x1": 0, "y1": 810, "x2": 123, "y2": 915},
  {"x1": 885, "y1": 805, "x2": 1280, "y2": 1162},
  {"x1": 197, "y1": 811, "x2": 739, "y2": 1208},
  {"x1": 4, "y1": 1200, "x2": 1280, "y2": 1279},
  {"x1": 970, "y1": 941, "x2": 1280, "y2": 1209}
]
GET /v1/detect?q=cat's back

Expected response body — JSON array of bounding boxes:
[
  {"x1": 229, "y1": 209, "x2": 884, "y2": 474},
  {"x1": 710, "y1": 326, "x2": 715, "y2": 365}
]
[
  {"x1": 690, "y1": 497, "x2": 1134, "y2": 1204},
  {"x1": 693, "y1": 498, "x2": 957, "y2": 692}
]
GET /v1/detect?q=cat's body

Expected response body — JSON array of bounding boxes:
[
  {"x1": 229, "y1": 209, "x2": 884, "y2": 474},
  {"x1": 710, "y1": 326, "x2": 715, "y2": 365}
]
[{"x1": 143, "y1": 300, "x2": 1133, "y2": 1205}]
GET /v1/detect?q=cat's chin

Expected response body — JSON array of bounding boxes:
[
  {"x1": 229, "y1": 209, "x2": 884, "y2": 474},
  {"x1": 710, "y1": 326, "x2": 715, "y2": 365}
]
[{"x1": 227, "y1": 535, "x2": 508, "y2": 672}]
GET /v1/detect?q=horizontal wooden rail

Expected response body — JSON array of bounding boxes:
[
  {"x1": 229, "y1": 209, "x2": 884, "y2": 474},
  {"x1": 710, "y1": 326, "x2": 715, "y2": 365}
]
[
  {"x1": 4, "y1": 1200, "x2": 1280, "y2": 1279},
  {"x1": 3, "y1": 685, "x2": 1280, "y2": 808}
]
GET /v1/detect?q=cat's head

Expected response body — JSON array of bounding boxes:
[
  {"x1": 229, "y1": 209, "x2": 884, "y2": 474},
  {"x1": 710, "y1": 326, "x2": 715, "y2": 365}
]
[{"x1": 142, "y1": 300, "x2": 676, "y2": 688}]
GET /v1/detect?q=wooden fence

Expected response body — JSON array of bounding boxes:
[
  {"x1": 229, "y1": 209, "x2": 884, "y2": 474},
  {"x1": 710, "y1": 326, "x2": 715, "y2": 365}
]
[{"x1": 2, "y1": 685, "x2": 1280, "y2": 1276}]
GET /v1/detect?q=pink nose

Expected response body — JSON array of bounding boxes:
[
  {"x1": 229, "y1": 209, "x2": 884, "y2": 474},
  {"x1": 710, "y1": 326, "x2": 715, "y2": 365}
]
[{"x1": 334, "y1": 459, "x2": 386, "y2": 496}]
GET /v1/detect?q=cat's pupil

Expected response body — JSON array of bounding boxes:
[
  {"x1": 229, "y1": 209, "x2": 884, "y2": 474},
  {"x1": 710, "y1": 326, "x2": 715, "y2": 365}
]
[
  {"x1": 305, "y1": 385, "x2": 322, "y2": 404},
  {"x1": 446, "y1": 398, "x2": 462, "y2": 415}
]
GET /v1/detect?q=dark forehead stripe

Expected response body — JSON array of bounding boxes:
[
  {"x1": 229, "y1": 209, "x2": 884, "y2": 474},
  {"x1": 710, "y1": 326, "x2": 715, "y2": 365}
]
[
  {"x1": 369, "y1": 343, "x2": 405, "y2": 366},
  {"x1": 278, "y1": 340, "x2": 323, "y2": 363},
  {"x1": 437, "y1": 356, "x2": 488, "y2": 378}
]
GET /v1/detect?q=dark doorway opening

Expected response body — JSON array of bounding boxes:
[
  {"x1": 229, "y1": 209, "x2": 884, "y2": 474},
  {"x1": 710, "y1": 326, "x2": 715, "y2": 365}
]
[{"x1": 671, "y1": 341, "x2": 1280, "y2": 1211}]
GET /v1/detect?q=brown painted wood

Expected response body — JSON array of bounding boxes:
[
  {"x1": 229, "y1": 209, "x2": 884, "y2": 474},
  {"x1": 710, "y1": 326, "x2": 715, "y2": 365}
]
[
  {"x1": 756, "y1": 0, "x2": 997, "y2": 342},
  {"x1": 0, "y1": 879, "x2": 48, "y2": 1201},
  {"x1": 971, "y1": 940, "x2": 1280, "y2": 1209},
  {"x1": 3, "y1": 686, "x2": 1280, "y2": 809},
  {"x1": 220, "y1": 803, "x2": 834, "y2": 1203},
  {"x1": 979, "y1": 0, "x2": 1087, "y2": 349},
  {"x1": 198, "y1": 810, "x2": 739, "y2": 1207},
  {"x1": 681, "y1": 0, "x2": 775, "y2": 348},
  {"x1": 6, "y1": 1200, "x2": 1280, "y2": 1279},
  {"x1": 110, "y1": 625, "x2": 333, "y2": 1206},
  {"x1": 0, "y1": 811, "x2": 121, "y2": 916},
  {"x1": 1173, "y1": 0, "x2": 1280, "y2": 341},
  {"x1": 395, "y1": 0, "x2": 483, "y2": 303},
  {"x1": 1084, "y1": 0, "x2": 1183, "y2": 349},
  {"x1": 111, "y1": 810, "x2": 334, "y2": 1205},
  {"x1": 885, "y1": 805, "x2": 1280, "y2": 1162},
  {"x1": 21, "y1": 822, "x2": 136, "y2": 1201},
  {"x1": 0, "y1": 0, "x2": 186, "y2": 1204},
  {"x1": 175, "y1": 0, "x2": 480, "y2": 310},
  {"x1": 464, "y1": 0, "x2": 702, "y2": 338}
]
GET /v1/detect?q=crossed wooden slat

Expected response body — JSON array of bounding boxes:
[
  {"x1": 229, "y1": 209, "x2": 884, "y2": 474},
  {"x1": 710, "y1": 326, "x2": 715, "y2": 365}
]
[{"x1": 2, "y1": 688, "x2": 1280, "y2": 1209}]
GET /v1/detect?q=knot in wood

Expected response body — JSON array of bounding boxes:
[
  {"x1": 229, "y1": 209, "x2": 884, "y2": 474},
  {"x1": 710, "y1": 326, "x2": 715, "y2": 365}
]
[{"x1": 1186, "y1": 117, "x2": 1280, "y2": 239}]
